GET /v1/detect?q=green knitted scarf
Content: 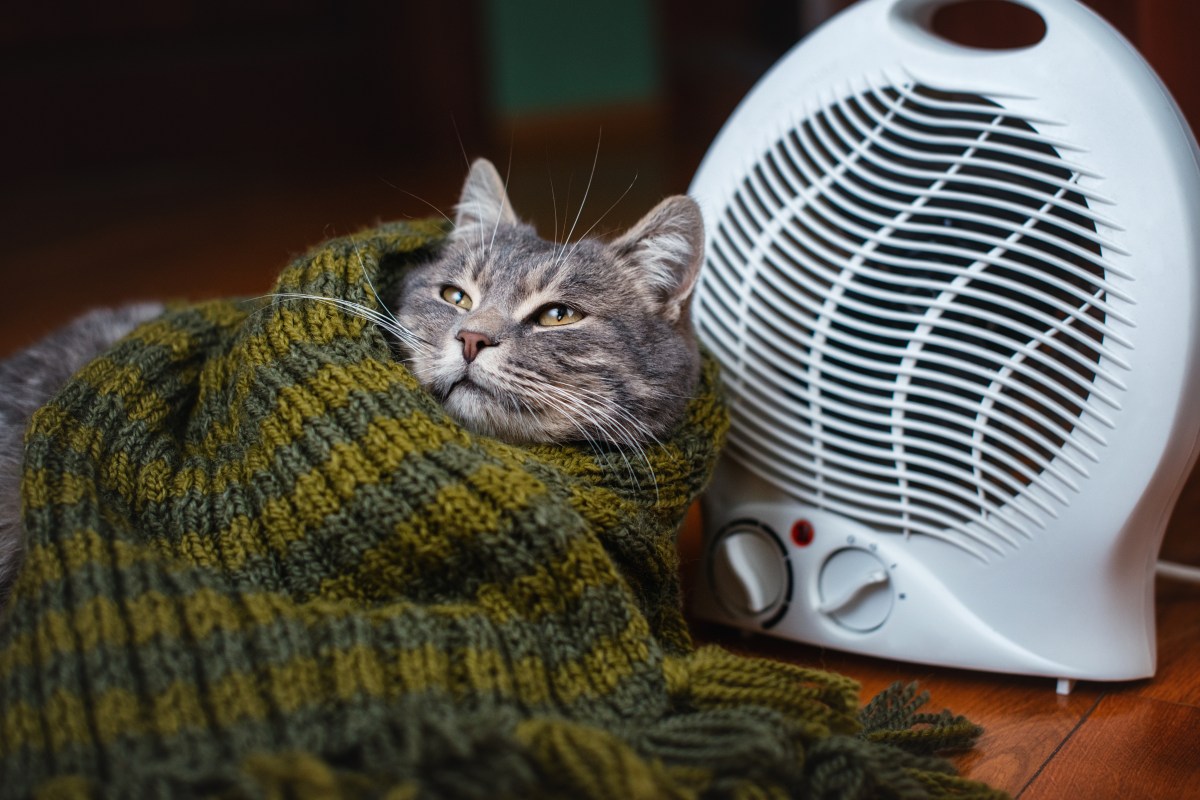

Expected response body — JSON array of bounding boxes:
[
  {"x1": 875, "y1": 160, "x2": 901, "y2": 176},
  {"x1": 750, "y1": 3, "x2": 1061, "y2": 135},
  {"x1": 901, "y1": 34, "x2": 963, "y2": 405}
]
[{"x1": 1, "y1": 220, "x2": 1004, "y2": 799}]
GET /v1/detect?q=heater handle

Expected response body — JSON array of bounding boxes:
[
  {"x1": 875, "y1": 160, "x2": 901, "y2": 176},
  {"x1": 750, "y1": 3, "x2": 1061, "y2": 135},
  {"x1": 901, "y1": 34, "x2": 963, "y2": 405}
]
[{"x1": 881, "y1": 0, "x2": 1118, "y2": 60}]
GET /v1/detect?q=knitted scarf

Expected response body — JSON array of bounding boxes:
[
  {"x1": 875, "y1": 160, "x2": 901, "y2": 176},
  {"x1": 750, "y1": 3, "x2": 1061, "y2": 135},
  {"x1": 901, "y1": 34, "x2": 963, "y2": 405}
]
[{"x1": 0, "y1": 220, "x2": 1004, "y2": 799}]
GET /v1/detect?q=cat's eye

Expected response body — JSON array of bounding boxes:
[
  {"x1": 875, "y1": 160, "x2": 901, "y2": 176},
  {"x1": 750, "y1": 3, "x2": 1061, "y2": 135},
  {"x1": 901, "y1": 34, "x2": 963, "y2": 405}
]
[
  {"x1": 536, "y1": 304, "x2": 585, "y2": 327},
  {"x1": 440, "y1": 285, "x2": 473, "y2": 310}
]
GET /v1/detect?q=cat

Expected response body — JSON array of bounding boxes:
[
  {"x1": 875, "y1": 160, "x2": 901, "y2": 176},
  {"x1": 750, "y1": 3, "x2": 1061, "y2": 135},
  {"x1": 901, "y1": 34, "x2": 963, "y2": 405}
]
[
  {"x1": 0, "y1": 303, "x2": 167, "y2": 606},
  {"x1": 0, "y1": 157, "x2": 705, "y2": 608},
  {"x1": 392, "y1": 158, "x2": 703, "y2": 445}
]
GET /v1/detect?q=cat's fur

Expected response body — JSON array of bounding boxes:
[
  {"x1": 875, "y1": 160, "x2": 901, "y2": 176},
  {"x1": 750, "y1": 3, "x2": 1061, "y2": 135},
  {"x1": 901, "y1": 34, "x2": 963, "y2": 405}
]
[
  {"x1": 396, "y1": 158, "x2": 703, "y2": 444},
  {"x1": 0, "y1": 303, "x2": 166, "y2": 604},
  {"x1": 0, "y1": 157, "x2": 704, "y2": 608}
]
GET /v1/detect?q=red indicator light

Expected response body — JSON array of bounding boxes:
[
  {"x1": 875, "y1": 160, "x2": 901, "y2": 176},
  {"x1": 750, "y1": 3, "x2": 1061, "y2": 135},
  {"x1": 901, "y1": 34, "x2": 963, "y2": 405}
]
[{"x1": 791, "y1": 519, "x2": 815, "y2": 547}]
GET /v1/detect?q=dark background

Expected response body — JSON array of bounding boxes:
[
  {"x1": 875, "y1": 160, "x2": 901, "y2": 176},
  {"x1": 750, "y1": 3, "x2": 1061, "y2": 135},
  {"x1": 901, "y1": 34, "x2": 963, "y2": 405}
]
[
  {"x1": 2, "y1": 0, "x2": 1198, "y2": 566},
  {"x1": 3, "y1": 1, "x2": 1196, "y2": 338}
]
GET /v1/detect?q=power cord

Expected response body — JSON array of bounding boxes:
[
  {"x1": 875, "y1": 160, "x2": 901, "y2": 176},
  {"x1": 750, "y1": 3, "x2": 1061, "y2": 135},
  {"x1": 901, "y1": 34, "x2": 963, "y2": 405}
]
[{"x1": 1157, "y1": 560, "x2": 1200, "y2": 584}]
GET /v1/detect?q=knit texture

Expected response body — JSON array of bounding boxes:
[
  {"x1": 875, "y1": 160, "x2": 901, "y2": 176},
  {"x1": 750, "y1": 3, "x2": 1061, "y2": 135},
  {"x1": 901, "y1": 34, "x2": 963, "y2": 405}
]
[{"x1": 0, "y1": 220, "x2": 1005, "y2": 798}]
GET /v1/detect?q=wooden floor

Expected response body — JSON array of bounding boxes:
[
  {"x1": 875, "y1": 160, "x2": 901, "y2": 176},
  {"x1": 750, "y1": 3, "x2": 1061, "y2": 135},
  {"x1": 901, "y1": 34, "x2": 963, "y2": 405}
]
[
  {"x1": 687, "y1": 563, "x2": 1200, "y2": 798},
  {"x1": 2, "y1": 153, "x2": 1198, "y2": 798}
]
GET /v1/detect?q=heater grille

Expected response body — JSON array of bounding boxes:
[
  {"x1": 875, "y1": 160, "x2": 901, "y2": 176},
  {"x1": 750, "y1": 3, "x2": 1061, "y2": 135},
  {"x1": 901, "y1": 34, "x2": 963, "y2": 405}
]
[{"x1": 695, "y1": 82, "x2": 1131, "y2": 558}]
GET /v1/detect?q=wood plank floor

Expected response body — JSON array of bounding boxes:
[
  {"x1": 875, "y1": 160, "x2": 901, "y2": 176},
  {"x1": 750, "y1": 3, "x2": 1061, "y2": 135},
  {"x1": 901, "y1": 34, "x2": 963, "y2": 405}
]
[
  {"x1": 687, "y1": 577, "x2": 1200, "y2": 797},
  {"x1": 3, "y1": 158, "x2": 1199, "y2": 798}
]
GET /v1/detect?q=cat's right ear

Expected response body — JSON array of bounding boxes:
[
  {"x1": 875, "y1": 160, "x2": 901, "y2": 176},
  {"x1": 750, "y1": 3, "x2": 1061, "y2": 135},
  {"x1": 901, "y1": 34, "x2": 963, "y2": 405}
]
[{"x1": 452, "y1": 158, "x2": 517, "y2": 246}]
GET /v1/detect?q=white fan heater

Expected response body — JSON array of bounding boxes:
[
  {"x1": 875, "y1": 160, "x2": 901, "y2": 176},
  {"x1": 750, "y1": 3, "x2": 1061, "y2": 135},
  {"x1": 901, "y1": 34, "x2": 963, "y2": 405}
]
[{"x1": 688, "y1": 0, "x2": 1200, "y2": 690}]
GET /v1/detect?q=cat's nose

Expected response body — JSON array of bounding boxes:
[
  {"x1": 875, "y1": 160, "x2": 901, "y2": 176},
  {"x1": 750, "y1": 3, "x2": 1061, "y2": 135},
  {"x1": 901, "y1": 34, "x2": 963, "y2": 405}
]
[{"x1": 457, "y1": 330, "x2": 495, "y2": 363}]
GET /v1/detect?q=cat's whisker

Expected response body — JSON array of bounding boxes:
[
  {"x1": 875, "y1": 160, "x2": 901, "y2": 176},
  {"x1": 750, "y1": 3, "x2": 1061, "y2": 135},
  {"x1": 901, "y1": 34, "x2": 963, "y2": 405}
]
[
  {"x1": 551, "y1": 384, "x2": 657, "y2": 455},
  {"x1": 547, "y1": 383, "x2": 657, "y2": 460},
  {"x1": 520, "y1": 387, "x2": 608, "y2": 458},
  {"x1": 543, "y1": 379, "x2": 663, "y2": 456},
  {"x1": 264, "y1": 292, "x2": 392, "y2": 329},
  {"x1": 257, "y1": 297, "x2": 393, "y2": 350},
  {"x1": 564, "y1": 384, "x2": 663, "y2": 447},
  {"x1": 389, "y1": 348, "x2": 438, "y2": 368},
  {"x1": 267, "y1": 292, "x2": 431, "y2": 352},
  {"x1": 451, "y1": 115, "x2": 474, "y2": 177},
  {"x1": 349, "y1": 240, "x2": 405, "y2": 328},
  {"x1": 557, "y1": 129, "x2": 602, "y2": 267},
  {"x1": 547, "y1": 164, "x2": 561, "y2": 249},
  {"x1": 401, "y1": 357, "x2": 454, "y2": 385},
  {"x1": 511, "y1": 396, "x2": 544, "y2": 438},
  {"x1": 518, "y1": 381, "x2": 647, "y2": 493},
  {"x1": 392, "y1": 187, "x2": 455, "y2": 227},
  {"x1": 489, "y1": 150, "x2": 516, "y2": 252},
  {"x1": 563, "y1": 170, "x2": 639, "y2": 264},
  {"x1": 512, "y1": 374, "x2": 658, "y2": 498}
]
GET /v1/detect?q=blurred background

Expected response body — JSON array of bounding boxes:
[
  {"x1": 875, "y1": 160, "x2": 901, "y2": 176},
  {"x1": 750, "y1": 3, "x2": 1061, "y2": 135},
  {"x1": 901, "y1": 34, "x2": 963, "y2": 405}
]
[{"x1": 2, "y1": 0, "x2": 1198, "y2": 562}]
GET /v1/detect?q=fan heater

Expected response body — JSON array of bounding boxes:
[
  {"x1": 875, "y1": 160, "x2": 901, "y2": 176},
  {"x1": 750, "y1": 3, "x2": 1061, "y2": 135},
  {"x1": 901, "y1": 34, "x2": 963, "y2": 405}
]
[{"x1": 688, "y1": 0, "x2": 1200, "y2": 691}]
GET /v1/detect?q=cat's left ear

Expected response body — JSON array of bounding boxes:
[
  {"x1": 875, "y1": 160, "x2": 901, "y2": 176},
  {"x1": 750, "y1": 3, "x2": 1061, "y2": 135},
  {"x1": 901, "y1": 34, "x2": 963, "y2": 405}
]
[
  {"x1": 610, "y1": 196, "x2": 704, "y2": 324},
  {"x1": 452, "y1": 158, "x2": 518, "y2": 246}
]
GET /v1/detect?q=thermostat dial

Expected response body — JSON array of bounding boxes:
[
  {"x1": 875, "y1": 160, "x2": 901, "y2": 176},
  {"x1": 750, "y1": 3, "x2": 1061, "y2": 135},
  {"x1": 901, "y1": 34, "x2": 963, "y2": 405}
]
[
  {"x1": 817, "y1": 548, "x2": 894, "y2": 632},
  {"x1": 709, "y1": 524, "x2": 788, "y2": 618}
]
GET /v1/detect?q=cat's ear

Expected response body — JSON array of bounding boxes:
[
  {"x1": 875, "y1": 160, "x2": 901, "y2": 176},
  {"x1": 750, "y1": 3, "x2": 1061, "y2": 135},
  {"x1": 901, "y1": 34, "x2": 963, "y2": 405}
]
[
  {"x1": 610, "y1": 196, "x2": 704, "y2": 324},
  {"x1": 452, "y1": 158, "x2": 517, "y2": 245}
]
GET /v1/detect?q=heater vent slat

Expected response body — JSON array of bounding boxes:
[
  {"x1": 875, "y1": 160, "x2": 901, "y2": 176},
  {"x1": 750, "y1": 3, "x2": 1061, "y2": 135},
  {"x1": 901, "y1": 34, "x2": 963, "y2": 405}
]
[
  {"x1": 694, "y1": 80, "x2": 1130, "y2": 557},
  {"x1": 729, "y1": 358, "x2": 1074, "y2": 514},
  {"x1": 740, "y1": 329, "x2": 1091, "y2": 473}
]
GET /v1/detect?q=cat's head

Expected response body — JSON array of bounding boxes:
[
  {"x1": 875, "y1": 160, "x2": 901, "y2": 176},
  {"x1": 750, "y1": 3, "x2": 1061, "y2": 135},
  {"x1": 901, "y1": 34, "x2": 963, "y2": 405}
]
[{"x1": 395, "y1": 157, "x2": 704, "y2": 445}]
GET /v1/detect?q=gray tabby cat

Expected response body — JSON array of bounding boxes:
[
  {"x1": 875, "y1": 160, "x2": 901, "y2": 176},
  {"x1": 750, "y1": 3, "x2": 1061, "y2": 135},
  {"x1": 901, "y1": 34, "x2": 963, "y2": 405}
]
[
  {"x1": 0, "y1": 157, "x2": 704, "y2": 606},
  {"x1": 0, "y1": 303, "x2": 167, "y2": 605},
  {"x1": 395, "y1": 158, "x2": 703, "y2": 444}
]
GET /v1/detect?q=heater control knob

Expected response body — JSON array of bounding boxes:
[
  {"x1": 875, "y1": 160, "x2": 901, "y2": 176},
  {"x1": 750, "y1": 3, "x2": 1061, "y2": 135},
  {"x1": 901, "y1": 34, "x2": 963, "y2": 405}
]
[
  {"x1": 817, "y1": 548, "x2": 893, "y2": 632},
  {"x1": 709, "y1": 525, "x2": 788, "y2": 618}
]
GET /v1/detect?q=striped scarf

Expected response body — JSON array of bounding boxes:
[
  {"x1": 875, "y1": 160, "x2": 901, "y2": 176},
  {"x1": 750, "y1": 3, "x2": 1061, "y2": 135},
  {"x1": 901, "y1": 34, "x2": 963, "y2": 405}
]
[{"x1": 0, "y1": 220, "x2": 1003, "y2": 798}]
